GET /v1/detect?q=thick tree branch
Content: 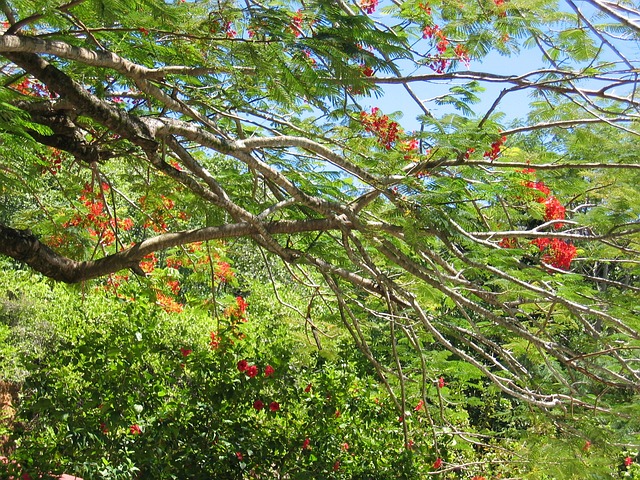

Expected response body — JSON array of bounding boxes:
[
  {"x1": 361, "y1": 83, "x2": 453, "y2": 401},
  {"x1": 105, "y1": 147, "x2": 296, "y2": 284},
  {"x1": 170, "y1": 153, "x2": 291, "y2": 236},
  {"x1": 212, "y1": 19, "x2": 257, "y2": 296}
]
[{"x1": 0, "y1": 219, "x2": 346, "y2": 283}]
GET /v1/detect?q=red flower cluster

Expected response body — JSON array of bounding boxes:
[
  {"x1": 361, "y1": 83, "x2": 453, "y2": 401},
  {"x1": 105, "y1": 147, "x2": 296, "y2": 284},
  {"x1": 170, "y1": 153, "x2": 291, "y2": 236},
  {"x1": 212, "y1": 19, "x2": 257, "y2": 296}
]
[
  {"x1": 454, "y1": 44, "x2": 471, "y2": 67},
  {"x1": 302, "y1": 437, "x2": 311, "y2": 450},
  {"x1": 269, "y1": 401, "x2": 280, "y2": 412},
  {"x1": 156, "y1": 292, "x2": 184, "y2": 313},
  {"x1": 290, "y1": 9, "x2": 303, "y2": 37},
  {"x1": 264, "y1": 365, "x2": 275, "y2": 377},
  {"x1": 524, "y1": 180, "x2": 551, "y2": 198},
  {"x1": 360, "y1": 64, "x2": 375, "y2": 77},
  {"x1": 64, "y1": 183, "x2": 135, "y2": 247},
  {"x1": 543, "y1": 196, "x2": 566, "y2": 227},
  {"x1": 532, "y1": 238, "x2": 577, "y2": 270},
  {"x1": 437, "y1": 376, "x2": 446, "y2": 389},
  {"x1": 360, "y1": 0, "x2": 379, "y2": 14},
  {"x1": 180, "y1": 347, "x2": 192, "y2": 357},
  {"x1": 253, "y1": 399, "x2": 264, "y2": 410},
  {"x1": 360, "y1": 108, "x2": 402, "y2": 149},
  {"x1": 419, "y1": 3, "x2": 432, "y2": 14},
  {"x1": 129, "y1": 424, "x2": 142, "y2": 435},
  {"x1": 414, "y1": 399, "x2": 424, "y2": 411},
  {"x1": 433, "y1": 457, "x2": 442, "y2": 469},
  {"x1": 523, "y1": 176, "x2": 566, "y2": 228},
  {"x1": 209, "y1": 331, "x2": 220, "y2": 349},
  {"x1": 625, "y1": 456, "x2": 634, "y2": 467},
  {"x1": 484, "y1": 135, "x2": 507, "y2": 161}
]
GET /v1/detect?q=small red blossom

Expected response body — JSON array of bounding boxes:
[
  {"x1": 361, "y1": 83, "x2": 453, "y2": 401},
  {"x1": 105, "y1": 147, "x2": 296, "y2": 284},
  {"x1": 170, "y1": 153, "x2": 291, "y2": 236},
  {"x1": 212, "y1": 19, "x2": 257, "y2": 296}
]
[
  {"x1": 333, "y1": 461, "x2": 341, "y2": 472},
  {"x1": 406, "y1": 439, "x2": 415, "y2": 449},
  {"x1": 246, "y1": 365, "x2": 259, "y2": 378},
  {"x1": 335, "y1": 409, "x2": 341, "y2": 418},
  {"x1": 129, "y1": 424, "x2": 142, "y2": 435},
  {"x1": 341, "y1": 442, "x2": 349, "y2": 451},
  {"x1": 433, "y1": 457, "x2": 442, "y2": 469},
  {"x1": 100, "y1": 422, "x2": 108, "y2": 434},
  {"x1": 269, "y1": 401, "x2": 280, "y2": 412},
  {"x1": 438, "y1": 376, "x2": 446, "y2": 389},
  {"x1": 625, "y1": 456, "x2": 633, "y2": 467},
  {"x1": 484, "y1": 135, "x2": 507, "y2": 161},
  {"x1": 543, "y1": 196, "x2": 566, "y2": 228},
  {"x1": 361, "y1": 64, "x2": 375, "y2": 77},
  {"x1": 253, "y1": 399, "x2": 264, "y2": 411},
  {"x1": 524, "y1": 180, "x2": 551, "y2": 197},
  {"x1": 419, "y1": 3, "x2": 432, "y2": 14},
  {"x1": 415, "y1": 400, "x2": 424, "y2": 411},
  {"x1": 236, "y1": 296, "x2": 248, "y2": 313},
  {"x1": 302, "y1": 437, "x2": 311, "y2": 450},
  {"x1": 236, "y1": 451, "x2": 243, "y2": 461},
  {"x1": 360, "y1": 0, "x2": 379, "y2": 14},
  {"x1": 360, "y1": 108, "x2": 402, "y2": 149},
  {"x1": 290, "y1": 9, "x2": 303, "y2": 37},
  {"x1": 499, "y1": 237, "x2": 517, "y2": 249},
  {"x1": 237, "y1": 359, "x2": 248, "y2": 372},
  {"x1": 583, "y1": 441, "x2": 592, "y2": 451},
  {"x1": 304, "y1": 383, "x2": 312, "y2": 393},
  {"x1": 157, "y1": 293, "x2": 184, "y2": 313},
  {"x1": 454, "y1": 44, "x2": 471, "y2": 67},
  {"x1": 167, "y1": 280, "x2": 181, "y2": 295},
  {"x1": 264, "y1": 365, "x2": 275, "y2": 377},
  {"x1": 180, "y1": 347, "x2": 192, "y2": 358},
  {"x1": 209, "y1": 331, "x2": 220, "y2": 350},
  {"x1": 138, "y1": 27, "x2": 149, "y2": 35}
]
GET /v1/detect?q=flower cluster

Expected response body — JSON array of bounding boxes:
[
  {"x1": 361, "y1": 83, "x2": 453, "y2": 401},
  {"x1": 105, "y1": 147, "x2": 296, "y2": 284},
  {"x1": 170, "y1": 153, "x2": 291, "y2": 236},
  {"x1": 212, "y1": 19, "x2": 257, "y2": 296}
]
[
  {"x1": 63, "y1": 183, "x2": 135, "y2": 247},
  {"x1": 532, "y1": 238, "x2": 577, "y2": 270},
  {"x1": 484, "y1": 135, "x2": 507, "y2": 161},
  {"x1": 360, "y1": 0, "x2": 379, "y2": 14},
  {"x1": 39, "y1": 147, "x2": 63, "y2": 175},
  {"x1": 523, "y1": 175, "x2": 566, "y2": 228},
  {"x1": 289, "y1": 9, "x2": 303, "y2": 37},
  {"x1": 360, "y1": 108, "x2": 402, "y2": 149}
]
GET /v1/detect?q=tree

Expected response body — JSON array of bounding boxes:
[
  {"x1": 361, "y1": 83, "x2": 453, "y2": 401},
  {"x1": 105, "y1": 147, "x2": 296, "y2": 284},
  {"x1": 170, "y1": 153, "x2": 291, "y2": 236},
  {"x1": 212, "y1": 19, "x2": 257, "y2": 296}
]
[{"x1": 0, "y1": 0, "x2": 638, "y2": 461}]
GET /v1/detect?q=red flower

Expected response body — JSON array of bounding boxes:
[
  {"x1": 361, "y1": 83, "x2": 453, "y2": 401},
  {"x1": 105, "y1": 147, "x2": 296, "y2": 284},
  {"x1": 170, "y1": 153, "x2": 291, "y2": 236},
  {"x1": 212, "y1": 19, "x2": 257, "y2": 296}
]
[
  {"x1": 438, "y1": 376, "x2": 445, "y2": 389},
  {"x1": 304, "y1": 383, "x2": 312, "y2": 393},
  {"x1": 180, "y1": 347, "x2": 192, "y2": 357},
  {"x1": 433, "y1": 457, "x2": 442, "y2": 469},
  {"x1": 334, "y1": 409, "x2": 341, "y2": 418},
  {"x1": 236, "y1": 451, "x2": 243, "y2": 461},
  {"x1": 583, "y1": 440, "x2": 591, "y2": 452},
  {"x1": 253, "y1": 399, "x2": 264, "y2": 411},
  {"x1": 302, "y1": 437, "x2": 311, "y2": 450},
  {"x1": 524, "y1": 180, "x2": 551, "y2": 197},
  {"x1": 341, "y1": 442, "x2": 349, "y2": 451},
  {"x1": 625, "y1": 456, "x2": 634, "y2": 467},
  {"x1": 100, "y1": 422, "x2": 108, "y2": 434},
  {"x1": 543, "y1": 196, "x2": 566, "y2": 228},
  {"x1": 209, "y1": 331, "x2": 220, "y2": 350},
  {"x1": 499, "y1": 237, "x2": 516, "y2": 249},
  {"x1": 535, "y1": 238, "x2": 577, "y2": 270},
  {"x1": 360, "y1": 0, "x2": 379, "y2": 14},
  {"x1": 129, "y1": 424, "x2": 142, "y2": 435},
  {"x1": 237, "y1": 359, "x2": 248, "y2": 372},
  {"x1": 269, "y1": 401, "x2": 280, "y2": 412},
  {"x1": 264, "y1": 365, "x2": 275, "y2": 377},
  {"x1": 333, "y1": 461, "x2": 340, "y2": 471},
  {"x1": 415, "y1": 400, "x2": 424, "y2": 411},
  {"x1": 168, "y1": 280, "x2": 181, "y2": 295},
  {"x1": 246, "y1": 365, "x2": 259, "y2": 378},
  {"x1": 236, "y1": 296, "x2": 248, "y2": 313}
]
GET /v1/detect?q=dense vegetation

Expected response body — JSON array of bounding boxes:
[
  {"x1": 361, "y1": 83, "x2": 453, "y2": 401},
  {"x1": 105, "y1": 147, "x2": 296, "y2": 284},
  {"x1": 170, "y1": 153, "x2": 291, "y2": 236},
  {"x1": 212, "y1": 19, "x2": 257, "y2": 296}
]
[{"x1": 0, "y1": 0, "x2": 639, "y2": 477}]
